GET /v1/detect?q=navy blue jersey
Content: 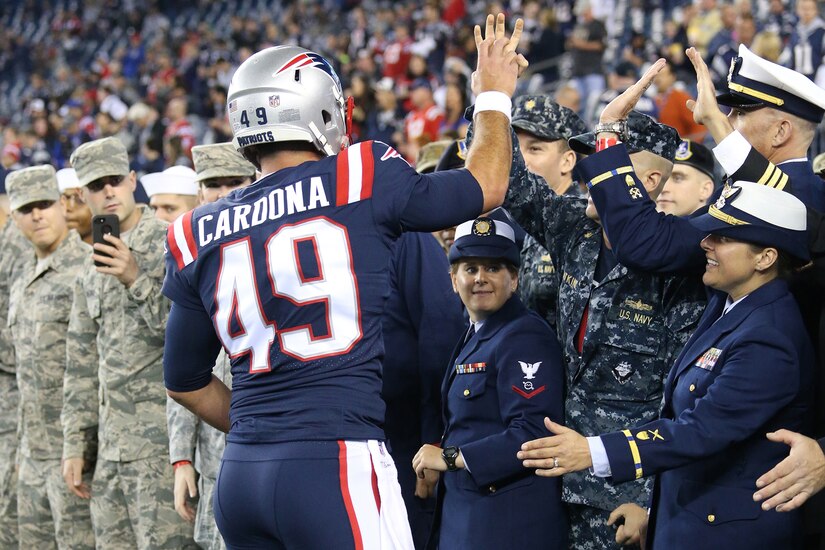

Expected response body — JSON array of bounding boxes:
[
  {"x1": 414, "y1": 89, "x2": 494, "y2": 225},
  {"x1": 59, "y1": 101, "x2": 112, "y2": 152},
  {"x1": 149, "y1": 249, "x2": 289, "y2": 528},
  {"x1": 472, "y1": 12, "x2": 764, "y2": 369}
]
[{"x1": 162, "y1": 140, "x2": 483, "y2": 444}]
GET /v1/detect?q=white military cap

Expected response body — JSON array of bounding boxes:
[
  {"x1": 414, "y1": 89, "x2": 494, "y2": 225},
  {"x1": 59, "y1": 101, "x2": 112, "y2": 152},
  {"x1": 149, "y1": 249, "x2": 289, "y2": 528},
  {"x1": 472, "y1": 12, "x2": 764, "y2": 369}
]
[
  {"x1": 717, "y1": 45, "x2": 825, "y2": 122},
  {"x1": 140, "y1": 166, "x2": 199, "y2": 197},
  {"x1": 56, "y1": 168, "x2": 81, "y2": 193}
]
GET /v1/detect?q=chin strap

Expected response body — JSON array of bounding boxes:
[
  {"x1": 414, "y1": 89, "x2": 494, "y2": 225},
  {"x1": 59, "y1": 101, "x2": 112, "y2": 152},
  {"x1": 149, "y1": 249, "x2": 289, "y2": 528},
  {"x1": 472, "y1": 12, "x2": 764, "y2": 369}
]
[{"x1": 344, "y1": 95, "x2": 355, "y2": 148}]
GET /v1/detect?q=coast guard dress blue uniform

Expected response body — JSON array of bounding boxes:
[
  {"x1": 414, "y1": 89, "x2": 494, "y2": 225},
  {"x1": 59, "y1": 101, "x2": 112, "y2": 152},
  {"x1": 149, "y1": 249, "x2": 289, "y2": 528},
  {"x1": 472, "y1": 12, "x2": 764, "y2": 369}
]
[
  {"x1": 599, "y1": 279, "x2": 814, "y2": 549},
  {"x1": 382, "y1": 231, "x2": 464, "y2": 549},
  {"x1": 432, "y1": 295, "x2": 567, "y2": 550},
  {"x1": 162, "y1": 140, "x2": 485, "y2": 549}
]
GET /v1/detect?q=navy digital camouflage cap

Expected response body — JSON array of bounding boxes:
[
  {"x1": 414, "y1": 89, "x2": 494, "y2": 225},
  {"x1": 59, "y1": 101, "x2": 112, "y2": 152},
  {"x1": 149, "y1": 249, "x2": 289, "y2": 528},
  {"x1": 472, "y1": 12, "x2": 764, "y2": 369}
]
[
  {"x1": 569, "y1": 110, "x2": 681, "y2": 162},
  {"x1": 511, "y1": 95, "x2": 586, "y2": 141}
]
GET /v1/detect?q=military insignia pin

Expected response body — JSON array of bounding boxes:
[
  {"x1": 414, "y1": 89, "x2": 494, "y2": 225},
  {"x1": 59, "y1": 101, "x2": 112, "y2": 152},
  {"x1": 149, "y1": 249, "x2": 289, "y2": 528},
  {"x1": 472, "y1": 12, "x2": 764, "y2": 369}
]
[
  {"x1": 612, "y1": 362, "x2": 634, "y2": 385},
  {"x1": 675, "y1": 140, "x2": 692, "y2": 161},
  {"x1": 525, "y1": 99, "x2": 536, "y2": 111},
  {"x1": 472, "y1": 218, "x2": 493, "y2": 236}
]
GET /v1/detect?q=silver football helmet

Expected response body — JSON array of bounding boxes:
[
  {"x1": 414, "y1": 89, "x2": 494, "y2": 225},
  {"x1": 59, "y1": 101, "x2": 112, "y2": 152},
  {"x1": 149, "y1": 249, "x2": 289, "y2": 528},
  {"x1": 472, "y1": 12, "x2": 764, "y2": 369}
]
[{"x1": 227, "y1": 45, "x2": 349, "y2": 162}]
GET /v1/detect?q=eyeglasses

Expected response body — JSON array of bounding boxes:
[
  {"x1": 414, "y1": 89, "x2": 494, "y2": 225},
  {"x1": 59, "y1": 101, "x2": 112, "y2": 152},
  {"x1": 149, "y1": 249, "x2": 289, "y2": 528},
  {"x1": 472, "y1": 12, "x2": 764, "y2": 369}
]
[
  {"x1": 17, "y1": 200, "x2": 56, "y2": 215},
  {"x1": 86, "y1": 175, "x2": 126, "y2": 193}
]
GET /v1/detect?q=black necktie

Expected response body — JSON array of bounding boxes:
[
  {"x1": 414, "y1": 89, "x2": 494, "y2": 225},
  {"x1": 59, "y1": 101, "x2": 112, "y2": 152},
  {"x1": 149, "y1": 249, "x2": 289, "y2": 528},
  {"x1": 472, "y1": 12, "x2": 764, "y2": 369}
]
[{"x1": 463, "y1": 324, "x2": 475, "y2": 348}]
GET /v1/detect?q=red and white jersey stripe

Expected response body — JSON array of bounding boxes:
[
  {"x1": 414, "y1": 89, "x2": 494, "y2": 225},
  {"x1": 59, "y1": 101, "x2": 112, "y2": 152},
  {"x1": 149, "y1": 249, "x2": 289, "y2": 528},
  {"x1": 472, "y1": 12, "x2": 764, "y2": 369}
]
[
  {"x1": 336, "y1": 141, "x2": 375, "y2": 206},
  {"x1": 167, "y1": 210, "x2": 198, "y2": 270}
]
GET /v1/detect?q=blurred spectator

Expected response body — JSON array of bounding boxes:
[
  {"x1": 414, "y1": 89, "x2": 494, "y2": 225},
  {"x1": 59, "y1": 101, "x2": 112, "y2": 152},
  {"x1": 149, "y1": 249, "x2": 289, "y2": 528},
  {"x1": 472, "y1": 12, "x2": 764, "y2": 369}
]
[
  {"x1": 752, "y1": 30, "x2": 784, "y2": 62},
  {"x1": 365, "y1": 78, "x2": 405, "y2": 148},
  {"x1": 706, "y1": 2, "x2": 737, "y2": 57},
  {"x1": 654, "y1": 61, "x2": 706, "y2": 141},
  {"x1": 439, "y1": 80, "x2": 470, "y2": 139},
  {"x1": 709, "y1": 12, "x2": 758, "y2": 89},
  {"x1": 404, "y1": 78, "x2": 444, "y2": 164},
  {"x1": 779, "y1": 0, "x2": 825, "y2": 88},
  {"x1": 687, "y1": 0, "x2": 722, "y2": 57},
  {"x1": 555, "y1": 83, "x2": 582, "y2": 115},
  {"x1": 204, "y1": 85, "x2": 232, "y2": 144},
  {"x1": 383, "y1": 23, "x2": 414, "y2": 80},
  {"x1": 567, "y1": 1, "x2": 608, "y2": 122},
  {"x1": 163, "y1": 97, "x2": 195, "y2": 162},
  {"x1": 527, "y1": 7, "x2": 566, "y2": 87},
  {"x1": 762, "y1": 0, "x2": 797, "y2": 44},
  {"x1": 592, "y1": 62, "x2": 658, "y2": 124}
]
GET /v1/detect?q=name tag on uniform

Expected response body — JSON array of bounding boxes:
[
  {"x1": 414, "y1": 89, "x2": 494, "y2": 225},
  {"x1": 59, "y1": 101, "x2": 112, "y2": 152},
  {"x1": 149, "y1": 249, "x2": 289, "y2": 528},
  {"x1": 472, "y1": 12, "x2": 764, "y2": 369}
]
[
  {"x1": 455, "y1": 362, "x2": 486, "y2": 374},
  {"x1": 695, "y1": 348, "x2": 722, "y2": 370}
]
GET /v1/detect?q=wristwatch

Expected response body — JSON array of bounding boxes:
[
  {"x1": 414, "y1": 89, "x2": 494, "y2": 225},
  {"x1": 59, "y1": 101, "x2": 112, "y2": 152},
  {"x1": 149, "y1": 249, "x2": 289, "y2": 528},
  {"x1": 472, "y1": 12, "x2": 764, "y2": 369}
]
[
  {"x1": 594, "y1": 120, "x2": 628, "y2": 140},
  {"x1": 442, "y1": 446, "x2": 460, "y2": 472}
]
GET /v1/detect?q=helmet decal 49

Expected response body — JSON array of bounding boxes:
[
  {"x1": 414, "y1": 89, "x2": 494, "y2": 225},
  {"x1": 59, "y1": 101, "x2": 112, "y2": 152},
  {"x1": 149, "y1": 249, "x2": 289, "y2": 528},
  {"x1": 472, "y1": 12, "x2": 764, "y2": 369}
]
[{"x1": 273, "y1": 52, "x2": 342, "y2": 88}]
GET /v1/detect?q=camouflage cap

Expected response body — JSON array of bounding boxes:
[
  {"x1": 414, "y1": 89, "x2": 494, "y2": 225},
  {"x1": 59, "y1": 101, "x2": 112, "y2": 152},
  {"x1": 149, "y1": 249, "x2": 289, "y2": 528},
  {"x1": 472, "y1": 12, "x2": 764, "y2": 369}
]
[
  {"x1": 192, "y1": 142, "x2": 257, "y2": 182},
  {"x1": 70, "y1": 137, "x2": 130, "y2": 187},
  {"x1": 511, "y1": 95, "x2": 586, "y2": 141},
  {"x1": 434, "y1": 139, "x2": 469, "y2": 172},
  {"x1": 569, "y1": 110, "x2": 680, "y2": 162},
  {"x1": 6, "y1": 165, "x2": 60, "y2": 211},
  {"x1": 416, "y1": 139, "x2": 453, "y2": 173}
]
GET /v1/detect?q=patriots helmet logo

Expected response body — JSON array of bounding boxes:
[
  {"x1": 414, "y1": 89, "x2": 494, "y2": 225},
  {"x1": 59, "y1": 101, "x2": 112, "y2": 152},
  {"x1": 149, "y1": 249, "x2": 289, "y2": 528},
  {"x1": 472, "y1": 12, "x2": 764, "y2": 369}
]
[
  {"x1": 273, "y1": 52, "x2": 341, "y2": 87},
  {"x1": 519, "y1": 361, "x2": 541, "y2": 380}
]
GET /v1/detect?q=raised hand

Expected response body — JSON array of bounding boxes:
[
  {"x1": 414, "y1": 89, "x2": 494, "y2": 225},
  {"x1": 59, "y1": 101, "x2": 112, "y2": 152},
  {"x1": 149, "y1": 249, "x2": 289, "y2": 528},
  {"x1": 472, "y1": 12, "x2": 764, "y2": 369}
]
[
  {"x1": 599, "y1": 58, "x2": 666, "y2": 124},
  {"x1": 471, "y1": 13, "x2": 528, "y2": 98},
  {"x1": 685, "y1": 47, "x2": 734, "y2": 142}
]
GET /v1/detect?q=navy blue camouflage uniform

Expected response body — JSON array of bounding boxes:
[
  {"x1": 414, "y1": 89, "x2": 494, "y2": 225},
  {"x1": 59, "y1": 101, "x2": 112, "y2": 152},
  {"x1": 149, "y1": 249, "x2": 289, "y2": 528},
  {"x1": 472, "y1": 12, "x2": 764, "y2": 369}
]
[{"x1": 470, "y1": 112, "x2": 708, "y2": 549}]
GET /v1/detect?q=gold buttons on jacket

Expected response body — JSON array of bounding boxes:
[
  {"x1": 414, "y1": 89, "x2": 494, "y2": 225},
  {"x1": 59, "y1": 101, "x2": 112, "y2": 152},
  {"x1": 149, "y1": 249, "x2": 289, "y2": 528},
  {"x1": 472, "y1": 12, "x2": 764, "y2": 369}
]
[
  {"x1": 689, "y1": 384, "x2": 696, "y2": 392},
  {"x1": 488, "y1": 485, "x2": 496, "y2": 493},
  {"x1": 463, "y1": 389, "x2": 470, "y2": 397},
  {"x1": 707, "y1": 514, "x2": 715, "y2": 523}
]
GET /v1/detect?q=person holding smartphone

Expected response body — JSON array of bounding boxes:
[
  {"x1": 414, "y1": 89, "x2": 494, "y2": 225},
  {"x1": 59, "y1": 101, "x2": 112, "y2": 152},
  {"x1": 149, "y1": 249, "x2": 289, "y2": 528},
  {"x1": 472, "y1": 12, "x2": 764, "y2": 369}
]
[{"x1": 62, "y1": 136, "x2": 195, "y2": 549}]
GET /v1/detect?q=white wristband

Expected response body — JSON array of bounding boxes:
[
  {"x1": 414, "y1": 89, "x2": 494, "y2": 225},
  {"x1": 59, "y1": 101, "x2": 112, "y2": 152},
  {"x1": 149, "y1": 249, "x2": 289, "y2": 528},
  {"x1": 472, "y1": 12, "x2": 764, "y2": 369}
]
[{"x1": 474, "y1": 91, "x2": 512, "y2": 121}]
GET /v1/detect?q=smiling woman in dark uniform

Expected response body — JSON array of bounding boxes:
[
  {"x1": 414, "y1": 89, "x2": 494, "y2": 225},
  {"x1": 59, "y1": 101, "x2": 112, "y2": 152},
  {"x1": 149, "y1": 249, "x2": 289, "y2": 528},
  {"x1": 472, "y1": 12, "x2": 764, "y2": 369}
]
[
  {"x1": 518, "y1": 181, "x2": 815, "y2": 550},
  {"x1": 412, "y1": 216, "x2": 567, "y2": 550}
]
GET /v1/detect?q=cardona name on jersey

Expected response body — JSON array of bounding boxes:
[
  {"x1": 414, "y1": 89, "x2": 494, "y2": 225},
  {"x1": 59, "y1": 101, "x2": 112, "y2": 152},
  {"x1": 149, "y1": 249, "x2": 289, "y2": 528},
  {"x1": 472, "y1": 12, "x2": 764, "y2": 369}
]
[{"x1": 198, "y1": 176, "x2": 330, "y2": 247}]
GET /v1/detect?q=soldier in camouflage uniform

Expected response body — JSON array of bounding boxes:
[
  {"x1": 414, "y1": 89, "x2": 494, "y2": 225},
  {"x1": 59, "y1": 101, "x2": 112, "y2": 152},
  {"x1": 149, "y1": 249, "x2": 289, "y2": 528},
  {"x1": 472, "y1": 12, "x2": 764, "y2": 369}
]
[
  {"x1": 6, "y1": 165, "x2": 95, "y2": 549},
  {"x1": 61, "y1": 137, "x2": 195, "y2": 549},
  {"x1": 471, "y1": 111, "x2": 708, "y2": 549},
  {"x1": 167, "y1": 143, "x2": 255, "y2": 550},
  {"x1": 0, "y1": 176, "x2": 30, "y2": 547},
  {"x1": 510, "y1": 96, "x2": 587, "y2": 329}
]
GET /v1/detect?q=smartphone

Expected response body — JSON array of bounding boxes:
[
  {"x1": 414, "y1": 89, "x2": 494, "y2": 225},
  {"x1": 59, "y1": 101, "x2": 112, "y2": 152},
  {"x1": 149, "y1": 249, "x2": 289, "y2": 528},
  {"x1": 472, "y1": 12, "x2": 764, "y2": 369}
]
[{"x1": 92, "y1": 214, "x2": 120, "y2": 267}]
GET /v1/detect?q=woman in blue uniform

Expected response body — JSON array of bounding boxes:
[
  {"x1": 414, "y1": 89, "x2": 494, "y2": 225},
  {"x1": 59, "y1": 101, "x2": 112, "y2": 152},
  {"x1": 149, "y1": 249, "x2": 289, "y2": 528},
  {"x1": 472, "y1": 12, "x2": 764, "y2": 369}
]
[
  {"x1": 413, "y1": 216, "x2": 567, "y2": 549},
  {"x1": 518, "y1": 181, "x2": 814, "y2": 550}
]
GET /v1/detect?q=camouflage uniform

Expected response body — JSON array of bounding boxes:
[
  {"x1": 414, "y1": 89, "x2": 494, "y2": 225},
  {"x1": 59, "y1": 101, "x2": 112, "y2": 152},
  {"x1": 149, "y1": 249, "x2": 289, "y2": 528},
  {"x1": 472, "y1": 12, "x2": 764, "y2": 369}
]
[
  {"x1": 167, "y1": 351, "x2": 231, "y2": 550},
  {"x1": 510, "y1": 96, "x2": 587, "y2": 330},
  {"x1": 474, "y1": 112, "x2": 708, "y2": 549},
  {"x1": 5, "y1": 166, "x2": 95, "y2": 549},
  {"x1": 0, "y1": 216, "x2": 30, "y2": 548},
  {"x1": 63, "y1": 138, "x2": 194, "y2": 549}
]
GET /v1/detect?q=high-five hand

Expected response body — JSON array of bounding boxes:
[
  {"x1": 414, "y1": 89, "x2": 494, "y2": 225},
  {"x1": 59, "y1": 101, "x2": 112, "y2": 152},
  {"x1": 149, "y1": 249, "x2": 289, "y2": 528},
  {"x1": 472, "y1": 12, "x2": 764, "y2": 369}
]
[
  {"x1": 599, "y1": 58, "x2": 666, "y2": 124},
  {"x1": 471, "y1": 13, "x2": 528, "y2": 97},
  {"x1": 684, "y1": 46, "x2": 735, "y2": 142}
]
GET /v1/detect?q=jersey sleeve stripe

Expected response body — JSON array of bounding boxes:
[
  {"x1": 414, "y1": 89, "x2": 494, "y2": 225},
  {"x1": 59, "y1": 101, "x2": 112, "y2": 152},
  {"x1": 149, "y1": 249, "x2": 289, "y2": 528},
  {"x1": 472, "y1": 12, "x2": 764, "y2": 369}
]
[
  {"x1": 359, "y1": 141, "x2": 374, "y2": 201},
  {"x1": 166, "y1": 222, "x2": 185, "y2": 271},
  {"x1": 336, "y1": 146, "x2": 350, "y2": 206},
  {"x1": 181, "y1": 210, "x2": 198, "y2": 261},
  {"x1": 172, "y1": 214, "x2": 196, "y2": 268},
  {"x1": 347, "y1": 143, "x2": 364, "y2": 204}
]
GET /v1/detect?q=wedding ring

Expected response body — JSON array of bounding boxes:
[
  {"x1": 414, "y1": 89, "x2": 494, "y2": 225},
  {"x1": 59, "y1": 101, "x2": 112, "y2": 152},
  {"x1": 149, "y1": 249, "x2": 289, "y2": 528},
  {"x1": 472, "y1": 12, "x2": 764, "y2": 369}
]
[{"x1": 553, "y1": 457, "x2": 559, "y2": 469}]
